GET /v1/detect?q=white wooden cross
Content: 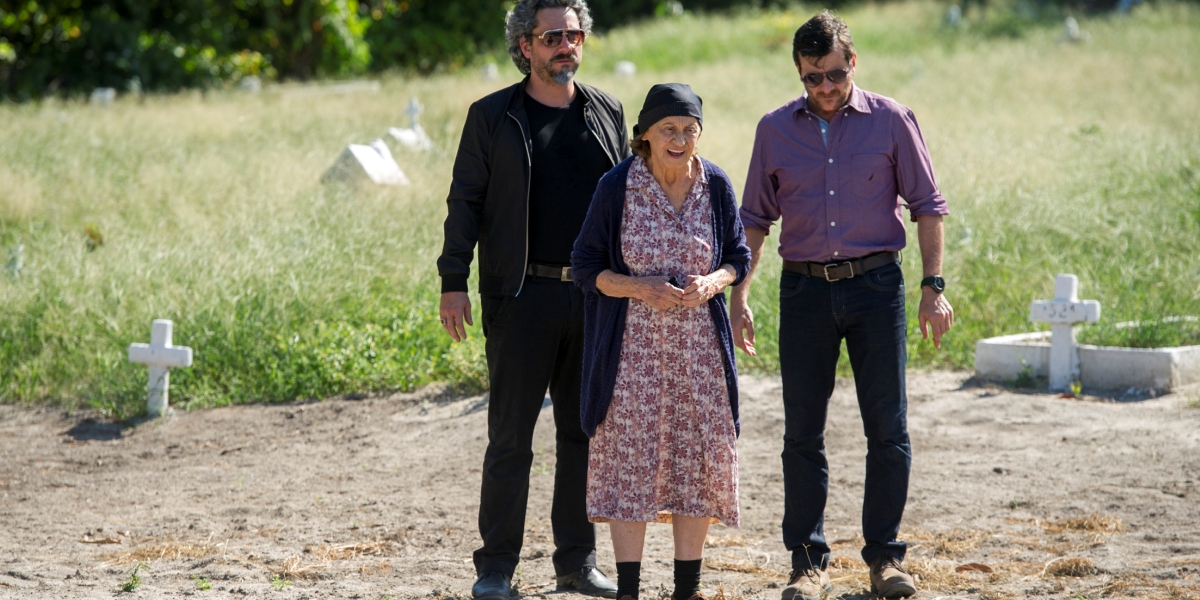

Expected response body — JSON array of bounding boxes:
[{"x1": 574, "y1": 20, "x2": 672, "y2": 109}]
[
  {"x1": 1030, "y1": 274, "x2": 1101, "y2": 391},
  {"x1": 128, "y1": 319, "x2": 194, "y2": 417}
]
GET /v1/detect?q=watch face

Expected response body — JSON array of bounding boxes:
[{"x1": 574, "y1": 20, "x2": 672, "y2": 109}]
[{"x1": 923, "y1": 276, "x2": 945, "y2": 292}]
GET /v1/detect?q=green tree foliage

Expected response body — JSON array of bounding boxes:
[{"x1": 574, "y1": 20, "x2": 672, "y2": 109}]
[
  {"x1": 0, "y1": 0, "x2": 370, "y2": 101},
  {"x1": 362, "y1": 0, "x2": 509, "y2": 73}
]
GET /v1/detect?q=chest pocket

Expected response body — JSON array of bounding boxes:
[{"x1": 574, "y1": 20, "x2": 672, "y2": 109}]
[{"x1": 852, "y1": 152, "x2": 896, "y2": 200}]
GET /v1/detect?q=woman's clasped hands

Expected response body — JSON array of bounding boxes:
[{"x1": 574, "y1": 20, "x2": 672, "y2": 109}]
[{"x1": 637, "y1": 274, "x2": 723, "y2": 310}]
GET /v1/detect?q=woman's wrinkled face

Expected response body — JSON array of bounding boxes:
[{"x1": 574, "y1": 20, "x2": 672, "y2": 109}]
[{"x1": 642, "y1": 116, "x2": 700, "y2": 170}]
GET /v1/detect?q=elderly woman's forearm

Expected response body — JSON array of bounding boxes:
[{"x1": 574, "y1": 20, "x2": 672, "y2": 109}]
[
  {"x1": 711, "y1": 264, "x2": 737, "y2": 290},
  {"x1": 595, "y1": 270, "x2": 642, "y2": 299}
]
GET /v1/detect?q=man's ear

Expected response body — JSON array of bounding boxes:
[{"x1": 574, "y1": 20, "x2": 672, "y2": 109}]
[
  {"x1": 520, "y1": 37, "x2": 532, "y2": 60},
  {"x1": 850, "y1": 53, "x2": 858, "y2": 69}
]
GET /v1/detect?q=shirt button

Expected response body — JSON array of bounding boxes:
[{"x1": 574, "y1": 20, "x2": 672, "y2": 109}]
[
  {"x1": 829, "y1": 158, "x2": 834, "y2": 163},
  {"x1": 834, "y1": 251, "x2": 839, "y2": 256},
  {"x1": 829, "y1": 190, "x2": 835, "y2": 195},
  {"x1": 831, "y1": 221, "x2": 836, "y2": 226}
]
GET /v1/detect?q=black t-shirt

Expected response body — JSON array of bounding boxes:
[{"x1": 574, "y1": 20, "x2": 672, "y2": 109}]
[{"x1": 523, "y1": 90, "x2": 612, "y2": 266}]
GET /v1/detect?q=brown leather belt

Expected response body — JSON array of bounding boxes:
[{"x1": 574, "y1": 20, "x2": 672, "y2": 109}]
[
  {"x1": 782, "y1": 251, "x2": 899, "y2": 282},
  {"x1": 526, "y1": 263, "x2": 573, "y2": 282}
]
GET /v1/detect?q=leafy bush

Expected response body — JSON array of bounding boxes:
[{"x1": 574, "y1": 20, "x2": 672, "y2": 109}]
[
  {"x1": 0, "y1": 0, "x2": 371, "y2": 101},
  {"x1": 362, "y1": 0, "x2": 508, "y2": 73}
]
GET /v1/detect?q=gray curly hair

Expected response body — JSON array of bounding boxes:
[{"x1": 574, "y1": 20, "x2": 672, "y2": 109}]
[{"x1": 506, "y1": 0, "x2": 594, "y2": 76}]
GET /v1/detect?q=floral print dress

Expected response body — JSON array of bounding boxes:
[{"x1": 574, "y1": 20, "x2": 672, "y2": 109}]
[{"x1": 586, "y1": 156, "x2": 740, "y2": 527}]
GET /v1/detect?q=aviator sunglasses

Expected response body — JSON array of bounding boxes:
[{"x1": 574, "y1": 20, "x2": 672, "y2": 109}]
[
  {"x1": 800, "y1": 67, "x2": 851, "y2": 88},
  {"x1": 531, "y1": 28, "x2": 586, "y2": 47}
]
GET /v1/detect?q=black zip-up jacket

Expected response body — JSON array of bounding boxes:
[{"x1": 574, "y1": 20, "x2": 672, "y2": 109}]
[{"x1": 438, "y1": 78, "x2": 630, "y2": 296}]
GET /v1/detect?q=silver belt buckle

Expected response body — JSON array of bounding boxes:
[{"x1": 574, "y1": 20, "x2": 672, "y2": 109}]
[
  {"x1": 560, "y1": 267, "x2": 573, "y2": 282},
  {"x1": 823, "y1": 261, "x2": 854, "y2": 282}
]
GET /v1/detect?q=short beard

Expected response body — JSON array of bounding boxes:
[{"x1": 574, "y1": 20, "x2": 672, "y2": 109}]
[{"x1": 533, "y1": 54, "x2": 579, "y2": 87}]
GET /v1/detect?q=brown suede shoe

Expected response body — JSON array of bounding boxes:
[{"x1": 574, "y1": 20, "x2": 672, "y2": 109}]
[
  {"x1": 869, "y1": 556, "x2": 916, "y2": 598},
  {"x1": 780, "y1": 567, "x2": 831, "y2": 600}
]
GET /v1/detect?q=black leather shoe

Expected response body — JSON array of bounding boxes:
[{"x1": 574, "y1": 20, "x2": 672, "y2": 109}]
[
  {"x1": 557, "y1": 566, "x2": 618, "y2": 598},
  {"x1": 472, "y1": 571, "x2": 513, "y2": 600}
]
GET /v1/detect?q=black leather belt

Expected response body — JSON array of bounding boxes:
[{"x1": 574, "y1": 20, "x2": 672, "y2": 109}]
[
  {"x1": 526, "y1": 263, "x2": 573, "y2": 282},
  {"x1": 782, "y1": 251, "x2": 899, "y2": 282}
]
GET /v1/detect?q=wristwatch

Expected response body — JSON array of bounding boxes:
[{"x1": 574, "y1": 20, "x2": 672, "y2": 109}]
[{"x1": 920, "y1": 275, "x2": 945, "y2": 294}]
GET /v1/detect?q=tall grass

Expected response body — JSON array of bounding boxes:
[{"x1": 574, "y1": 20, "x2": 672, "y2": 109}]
[{"x1": 2, "y1": 2, "x2": 1198, "y2": 416}]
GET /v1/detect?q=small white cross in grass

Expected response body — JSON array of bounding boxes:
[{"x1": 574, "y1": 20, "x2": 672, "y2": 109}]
[
  {"x1": 1030, "y1": 274, "x2": 1101, "y2": 392},
  {"x1": 128, "y1": 319, "x2": 194, "y2": 417}
]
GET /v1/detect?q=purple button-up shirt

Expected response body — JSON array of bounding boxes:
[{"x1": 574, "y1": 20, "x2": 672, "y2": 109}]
[{"x1": 740, "y1": 86, "x2": 948, "y2": 263}]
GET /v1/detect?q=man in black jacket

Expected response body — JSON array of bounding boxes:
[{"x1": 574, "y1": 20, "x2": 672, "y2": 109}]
[{"x1": 437, "y1": 1, "x2": 629, "y2": 599}]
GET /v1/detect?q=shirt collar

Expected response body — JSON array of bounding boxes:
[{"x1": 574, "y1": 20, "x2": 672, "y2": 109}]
[{"x1": 793, "y1": 83, "x2": 871, "y2": 118}]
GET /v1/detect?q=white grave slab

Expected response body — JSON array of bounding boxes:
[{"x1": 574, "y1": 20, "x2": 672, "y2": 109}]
[
  {"x1": 238, "y1": 76, "x2": 262, "y2": 93},
  {"x1": 481, "y1": 63, "x2": 500, "y2": 82},
  {"x1": 90, "y1": 88, "x2": 116, "y2": 107},
  {"x1": 322, "y1": 139, "x2": 411, "y2": 186},
  {"x1": 387, "y1": 97, "x2": 433, "y2": 151},
  {"x1": 128, "y1": 319, "x2": 194, "y2": 417},
  {"x1": 1029, "y1": 274, "x2": 1101, "y2": 391}
]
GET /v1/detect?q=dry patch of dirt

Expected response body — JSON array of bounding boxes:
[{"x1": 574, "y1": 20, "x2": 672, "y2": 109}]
[{"x1": 1, "y1": 372, "x2": 1199, "y2": 599}]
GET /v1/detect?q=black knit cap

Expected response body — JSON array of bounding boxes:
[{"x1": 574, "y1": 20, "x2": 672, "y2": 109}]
[{"x1": 633, "y1": 83, "x2": 703, "y2": 138}]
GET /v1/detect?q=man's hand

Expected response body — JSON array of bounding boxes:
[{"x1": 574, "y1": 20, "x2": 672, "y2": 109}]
[
  {"x1": 918, "y1": 288, "x2": 954, "y2": 349},
  {"x1": 730, "y1": 297, "x2": 756, "y2": 356},
  {"x1": 439, "y1": 292, "x2": 473, "y2": 342}
]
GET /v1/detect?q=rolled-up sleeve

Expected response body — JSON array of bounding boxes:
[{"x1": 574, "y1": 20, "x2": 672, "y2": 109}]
[
  {"x1": 739, "y1": 118, "x2": 781, "y2": 234},
  {"x1": 893, "y1": 107, "x2": 949, "y2": 221}
]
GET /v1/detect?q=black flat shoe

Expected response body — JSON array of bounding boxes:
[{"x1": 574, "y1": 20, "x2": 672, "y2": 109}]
[
  {"x1": 556, "y1": 566, "x2": 618, "y2": 598},
  {"x1": 472, "y1": 571, "x2": 513, "y2": 600}
]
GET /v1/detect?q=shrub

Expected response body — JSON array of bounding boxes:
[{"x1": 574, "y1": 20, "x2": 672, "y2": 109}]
[{"x1": 0, "y1": 0, "x2": 370, "y2": 101}]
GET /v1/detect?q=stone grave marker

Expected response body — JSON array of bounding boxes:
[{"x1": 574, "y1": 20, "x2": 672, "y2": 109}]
[
  {"x1": 387, "y1": 97, "x2": 433, "y2": 151},
  {"x1": 128, "y1": 319, "x2": 194, "y2": 417},
  {"x1": 90, "y1": 88, "x2": 116, "y2": 107},
  {"x1": 322, "y1": 139, "x2": 411, "y2": 186},
  {"x1": 1030, "y1": 274, "x2": 1101, "y2": 391}
]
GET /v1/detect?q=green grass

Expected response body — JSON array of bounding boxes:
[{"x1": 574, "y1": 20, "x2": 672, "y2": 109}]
[
  {"x1": 1078, "y1": 317, "x2": 1200, "y2": 348},
  {"x1": 2, "y1": 2, "x2": 1199, "y2": 417}
]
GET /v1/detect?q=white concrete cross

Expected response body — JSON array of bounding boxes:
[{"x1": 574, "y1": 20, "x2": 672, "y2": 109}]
[
  {"x1": 128, "y1": 319, "x2": 194, "y2": 417},
  {"x1": 1030, "y1": 274, "x2": 1101, "y2": 391},
  {"x1": 388, "y1": 97, "x2": 433, "y2": 152},
  {"x1": 405, "y1": 97, "x2": 423, "y2": 129}
]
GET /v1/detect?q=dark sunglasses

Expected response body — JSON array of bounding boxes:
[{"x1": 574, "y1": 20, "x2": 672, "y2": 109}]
[
  {"x1": 531, "y1": 28, "x2": 586, "y2": 47},
  {"x1": 800, "y1": 67, "x2": 851, "y2": 88}
]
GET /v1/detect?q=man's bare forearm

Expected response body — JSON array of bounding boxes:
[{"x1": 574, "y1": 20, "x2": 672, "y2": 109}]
[
  {"x1": 731, "y1": 227, "x2": 767, "y2": 304},
  {"x1": 916, "y1": 215, "x2": 944, "y2": 278}
]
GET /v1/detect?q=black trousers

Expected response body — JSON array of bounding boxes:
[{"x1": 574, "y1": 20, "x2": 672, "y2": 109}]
[{"x1": 473, "y1": 277, "x2": 595, "y2": 578}]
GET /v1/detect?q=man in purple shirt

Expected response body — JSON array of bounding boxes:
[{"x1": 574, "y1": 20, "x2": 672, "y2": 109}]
[{"x1": 730, "y1": 11, "x2": 954, "y2": 600}]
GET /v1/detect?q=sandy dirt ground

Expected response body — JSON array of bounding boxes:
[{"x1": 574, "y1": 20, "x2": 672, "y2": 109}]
[{"x1": 2, "y1": 371, "x2": 1199, "y2": 600}]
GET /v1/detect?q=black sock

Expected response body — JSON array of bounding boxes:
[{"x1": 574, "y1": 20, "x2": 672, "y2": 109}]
[
  {"x1": 616, "y1": 561, "x2": 641, "y2": 600},
  {"x1": 673, "y1": 559, "x2": 702, "y2": 600}
]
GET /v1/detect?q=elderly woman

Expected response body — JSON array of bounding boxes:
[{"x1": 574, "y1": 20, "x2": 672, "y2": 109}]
[{"x1": 571, "y1": 84, "x2": 751, "y2": 600}]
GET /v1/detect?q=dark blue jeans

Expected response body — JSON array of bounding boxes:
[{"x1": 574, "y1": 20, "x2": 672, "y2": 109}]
[{"x1": 777, "y1": 263, "x2": 911, "y2": 570}]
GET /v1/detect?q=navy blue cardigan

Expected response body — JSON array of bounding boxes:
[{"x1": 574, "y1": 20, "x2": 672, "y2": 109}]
[{"x1": 571, "y1": 156, "x2": 752, "y2": 438}]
